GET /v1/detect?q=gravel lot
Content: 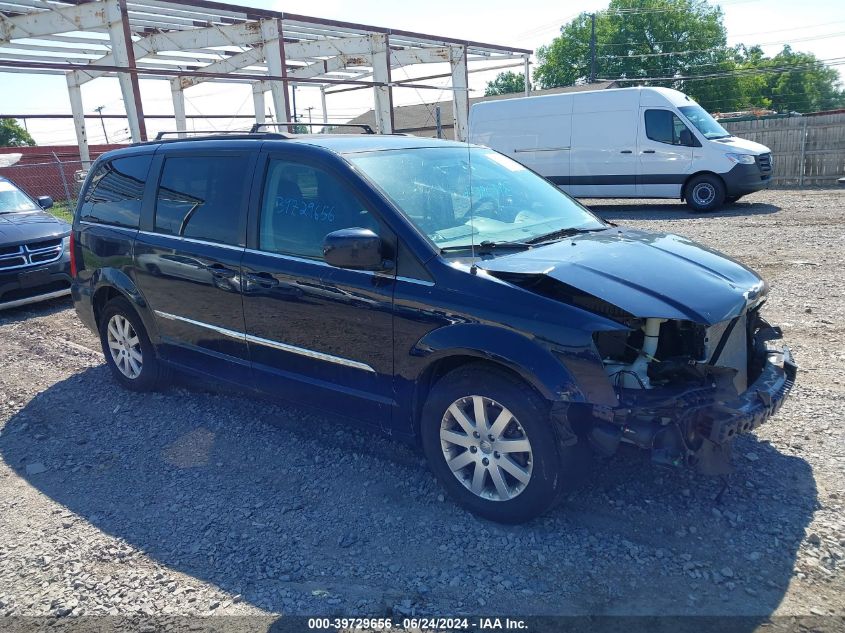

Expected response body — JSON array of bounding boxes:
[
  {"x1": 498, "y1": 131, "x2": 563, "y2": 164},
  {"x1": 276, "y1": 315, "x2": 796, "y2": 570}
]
[{"x1": 0, "y1": 189, "x2": 843, "y2": 625}]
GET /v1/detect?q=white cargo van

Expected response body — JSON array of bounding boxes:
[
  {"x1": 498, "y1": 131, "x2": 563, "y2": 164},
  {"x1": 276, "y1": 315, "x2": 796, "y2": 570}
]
[{"x1": 468, "y1": 86, "x2": 773, "y2": 212}]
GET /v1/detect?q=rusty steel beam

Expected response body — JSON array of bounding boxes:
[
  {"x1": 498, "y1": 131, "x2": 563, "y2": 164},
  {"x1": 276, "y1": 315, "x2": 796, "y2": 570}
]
[
  {"x1": 324, "y1": 60, "x2": 526, "y2": 97},
  {"x1": 277, "y1": 19, "x2": 292, "y2": 133},
  {"x1": 385, "y1": 34, "x2": 395, "y2": 133},
  {"x1": 110, "y1": 0, "x2": 533, "y2": 54},
  {"x1": 0, "y1": 59, "x2": 449, "y2": 89},
  {"x1": 0, "y1": 113, "x2": 261, "y2": 119},
  {"x1": 117, "y1": 0, "x2": 147, "y2": 141}
]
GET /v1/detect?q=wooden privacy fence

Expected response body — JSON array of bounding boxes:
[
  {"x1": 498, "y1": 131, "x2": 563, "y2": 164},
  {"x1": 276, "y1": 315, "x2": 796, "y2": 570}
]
[{"x1": 722, "y1": 111, "x2": 845, "y2": 187}]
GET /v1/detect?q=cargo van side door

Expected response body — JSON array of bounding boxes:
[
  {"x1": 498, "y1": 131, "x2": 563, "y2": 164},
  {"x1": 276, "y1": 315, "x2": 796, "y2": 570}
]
[
  {"x1": 636, "y1": 108, "x2": 695, "y2": 198},
  {"x1": 506, "y1": 101, "x2": 572, "y2": 190},
  {"x1": 569, "y1": 107, "x2": 638, "y2": 197}
]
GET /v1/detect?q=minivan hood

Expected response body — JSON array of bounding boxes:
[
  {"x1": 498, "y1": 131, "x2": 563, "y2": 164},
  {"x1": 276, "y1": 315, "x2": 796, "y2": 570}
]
[
  {"x1": 712, "y1": 135, "x2": 770, "y2": 155},
  {"x1": 0, "y1": 211, "x2": 70, "y2": 248},
  {"x1": 478, "y1": 228, "x2": 765, "y2": 325}
]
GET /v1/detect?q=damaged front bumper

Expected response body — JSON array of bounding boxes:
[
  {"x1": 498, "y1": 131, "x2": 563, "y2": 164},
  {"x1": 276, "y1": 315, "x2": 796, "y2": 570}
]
[
  {"x1": 589, "y1": 345, "x2": 797, "y2": 475},
  {"x1": 691, "y1": 345, "x2": 797, "y2": 473},
  {"x1": 706, "y1": 346, "x2": 796, "y2": 444}
]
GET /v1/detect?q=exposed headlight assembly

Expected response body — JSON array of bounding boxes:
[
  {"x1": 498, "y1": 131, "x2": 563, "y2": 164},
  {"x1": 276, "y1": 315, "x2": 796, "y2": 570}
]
[{"x1": 725, "y1": 153, "x2": 756, "y2": 165}]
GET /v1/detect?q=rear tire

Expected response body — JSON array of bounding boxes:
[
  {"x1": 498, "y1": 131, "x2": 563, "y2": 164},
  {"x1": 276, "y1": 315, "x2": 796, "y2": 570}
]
[
  {"x1": 685, "y1": 174, "x2": 725, "y2": 212},
  {"x1": 98, "y1": 297, "x2": 167, "y2": 392},
  {"x1": 421, "y1": 363, "x2": 583, "y2": 524}
]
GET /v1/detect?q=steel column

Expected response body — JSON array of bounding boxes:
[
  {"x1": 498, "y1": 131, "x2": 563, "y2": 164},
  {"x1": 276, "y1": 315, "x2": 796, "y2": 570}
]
[
  {"x1": 320, "y1": 87, "x2": 328, "y2": 125},
  {"x1": 106, "y1": 0, "x2": 146, "y2": 142},
  {"x1": 66, "y1": 74, "x2": 90, "y2": 165},
  {"x1": 170, "y1": 79, "x2": 187, "y2": 138},
  {"x1": 524, "y1": 56, "x2": 530, "y2": 96},
  {"x1": 370, "y1": 33, "x2": 393, "y2": 134},
  {"x1": 260, "y1": 19, "x2": 291, "y2": 131},
  {"x1": 252, "y1": 84, "x2": 266, "y2": 125},
  {"x1": 450, "y1": 45, "x2": 469, "y2": 142}
]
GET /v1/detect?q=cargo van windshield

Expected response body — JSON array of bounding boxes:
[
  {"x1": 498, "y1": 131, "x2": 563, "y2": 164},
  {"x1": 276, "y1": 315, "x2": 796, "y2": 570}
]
[
  {"x1": 678, "y1": 105, "x2": 731, "y2": 140},
  {"x1": 348, "y1": 147, "x2": 605, "y2": 251}
]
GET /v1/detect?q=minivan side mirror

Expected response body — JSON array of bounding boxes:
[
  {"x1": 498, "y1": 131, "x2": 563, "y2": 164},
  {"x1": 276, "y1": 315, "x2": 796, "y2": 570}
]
[
  {"x1": 37, "y1": 196, "x2": 54, "y2": 209},
  {"x1": 323, "y1": 228, "x2": 387, "y2": 271},
  {"x1": 679, "y1": 129, "x2": 699, "y2": 147}
]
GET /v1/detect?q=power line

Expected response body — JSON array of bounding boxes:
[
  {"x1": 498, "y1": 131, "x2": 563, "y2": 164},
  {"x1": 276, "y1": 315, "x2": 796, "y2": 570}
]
[
  {"x1": 601, "y1": 0, "x2": 762, "y2": 16},
  {"x1": 512, "y1": 12, "x2": 582, "y2": 39},
  {"x1": 700, "y1": 89, "x2": 845, "y2": 109},
  {"x1": 588, "y1": 49, "x2": 845, "y2": 79},
  {"x1": 598, "y1": 31, "x2": 845, "y2": 60},
  {"x1": 512, "y1": 1, "x2": 765, "y2": 42},
  {"x1": 601, "y1": 56, "x2": 845, "y2": 82},
  {"x1": 728, "y1": 19, "x2": 845, "y2": 39}
]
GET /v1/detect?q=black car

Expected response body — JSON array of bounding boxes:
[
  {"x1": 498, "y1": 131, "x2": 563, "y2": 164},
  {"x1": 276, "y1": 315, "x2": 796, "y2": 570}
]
[
  {"x1": 70, "y1": 133, "x2": 796, "y2": 523},
  {"x1": 0, "y1": 177, "x2": 71, "y2": 311}
]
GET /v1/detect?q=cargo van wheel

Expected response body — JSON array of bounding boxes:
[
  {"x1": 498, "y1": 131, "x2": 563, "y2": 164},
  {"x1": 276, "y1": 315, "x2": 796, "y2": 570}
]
[{"x1": 685, "y1": 174, "x2": 725, "y2": 212}]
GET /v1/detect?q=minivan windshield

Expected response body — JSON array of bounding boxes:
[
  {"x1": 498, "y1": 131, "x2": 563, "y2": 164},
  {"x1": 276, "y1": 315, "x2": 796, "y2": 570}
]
[
  {"x1": 678, "y1": 105, "x2": 731, "y2": 140},
  {"x1": 0, "y1": 180, "x2": 39, "y2": 213},
  {"x1": 347, "y1": 147, "x2": 605, "y2": 250}
]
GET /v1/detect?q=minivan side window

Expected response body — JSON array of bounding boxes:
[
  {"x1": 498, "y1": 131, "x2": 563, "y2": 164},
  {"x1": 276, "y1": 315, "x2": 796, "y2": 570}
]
[
  {"x1": 644, "y1": 110, "x2": 693, "y2": 146},
  {"x1": 154, "y1": 155, "x2": 249, "y2": 245},
  {"x1": 80, "y1": 155, "x2": 152, "y2": 228},
  {"x1": 258, "y1": 159, "x2": 379, "y2": 259}
]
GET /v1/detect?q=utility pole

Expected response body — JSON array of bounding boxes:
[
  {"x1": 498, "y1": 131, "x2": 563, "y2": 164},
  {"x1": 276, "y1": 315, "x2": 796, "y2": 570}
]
[
  {"x1": 589, "y1": 13, "x2": 597, "y2": 83},
  {"x1": 94, "y1": 105, "x2": 109, "y2": 143},
  {"x1": 305, "y1": 106, "x2": 314, "y2": 123}
]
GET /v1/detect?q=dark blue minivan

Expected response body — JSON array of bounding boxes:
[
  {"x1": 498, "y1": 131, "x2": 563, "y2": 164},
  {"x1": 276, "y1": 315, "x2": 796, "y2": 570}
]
[{"x1": 71, "y1": 133, "x2": 796, "y2": 523}]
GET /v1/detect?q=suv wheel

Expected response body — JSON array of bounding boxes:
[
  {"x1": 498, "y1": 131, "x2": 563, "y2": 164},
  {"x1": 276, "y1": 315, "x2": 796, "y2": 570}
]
[
  {"x1": 685, "y1": 174, "x2": 725, "y2": 212},
  {"x1": 421, "y1": 364, "x2": 577, "y2": 523},
  {"x1": 99, "y1": 297, "x2": 166, "y2": 391}
]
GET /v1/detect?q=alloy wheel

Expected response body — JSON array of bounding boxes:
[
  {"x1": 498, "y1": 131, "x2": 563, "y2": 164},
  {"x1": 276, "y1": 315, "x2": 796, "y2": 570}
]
[
  {"x1": 106, "y1": 314, "x2": 143, "y2": 379},
  {"x1": 439, "y1": 395, "x2": 533, "y2": 501}
]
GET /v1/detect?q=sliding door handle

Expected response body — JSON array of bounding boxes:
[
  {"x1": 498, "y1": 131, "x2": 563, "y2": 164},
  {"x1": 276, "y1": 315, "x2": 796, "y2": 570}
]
[
  {"x1": 620, "y1": 150, "x2": 633, "y2": 154},
  {"x1": 642, "y1": 150, "x2": 656, "y2": 154},
  {"x1": 245, "y1": 271, "x2": 280, "y2": 288}
]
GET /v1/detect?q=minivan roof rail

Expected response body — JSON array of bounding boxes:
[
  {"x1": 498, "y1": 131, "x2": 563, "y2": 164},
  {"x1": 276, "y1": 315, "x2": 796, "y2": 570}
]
[
  {"x1": 154, "y1": 129, "x2": 278, "y2": 140},
  {"x1": 250, "y1": 122, "x2": 375, "y2": 134}
]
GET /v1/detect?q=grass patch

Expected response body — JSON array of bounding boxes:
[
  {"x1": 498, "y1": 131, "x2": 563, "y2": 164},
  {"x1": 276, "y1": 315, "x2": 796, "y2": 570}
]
[{"x1": 48, "y1": 201, "x2": 75, "y2": 224}]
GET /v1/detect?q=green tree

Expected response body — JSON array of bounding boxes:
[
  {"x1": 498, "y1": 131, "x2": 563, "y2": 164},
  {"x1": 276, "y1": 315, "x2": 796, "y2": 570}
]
[
  {"x1": 534, "y1": 0, "x2": 743, "y2": 110},
  {"x1": 0, "y1": 119, "x2": 35, "y2": 147},
  {"x1": 484, "y1": 71, "x2": 528, "y2": 96},
  {"x1": 741, "y1": 46, "x2": 844, "y2": 112},
  {"x1": 532, "y1": 0, "x2": 844, "y2": 113}
]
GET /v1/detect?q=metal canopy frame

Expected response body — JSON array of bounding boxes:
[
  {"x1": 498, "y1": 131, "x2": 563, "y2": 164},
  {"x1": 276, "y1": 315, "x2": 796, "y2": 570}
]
[{"x1": 0, "y1": 0, "x2": 532, "y2": 162}]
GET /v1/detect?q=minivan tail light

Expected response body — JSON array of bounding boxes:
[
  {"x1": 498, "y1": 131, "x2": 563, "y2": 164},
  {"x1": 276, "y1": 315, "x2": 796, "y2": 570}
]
[{"x1": 69, "y1": 232, "x2": 77, "y2": 277}]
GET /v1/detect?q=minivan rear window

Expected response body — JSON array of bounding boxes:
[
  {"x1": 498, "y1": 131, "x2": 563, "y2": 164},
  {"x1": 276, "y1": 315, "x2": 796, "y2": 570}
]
[
  {"x1": 154, "y1": 155, "x2": 249, "y2": 245},
  {"x1": 80, "y1": 155, "x2": 152, "y2": 228}
]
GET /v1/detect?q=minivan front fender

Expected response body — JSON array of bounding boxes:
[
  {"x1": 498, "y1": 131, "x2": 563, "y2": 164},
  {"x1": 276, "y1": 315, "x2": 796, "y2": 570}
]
[{"x1": 409, "y1": 323, "x2": 594, "y2": 404}]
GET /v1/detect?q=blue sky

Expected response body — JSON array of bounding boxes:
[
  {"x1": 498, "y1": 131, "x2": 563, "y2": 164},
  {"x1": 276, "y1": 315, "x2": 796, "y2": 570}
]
[{"x1": 2, "y1": 0, "x2": 844, "y2": 144}]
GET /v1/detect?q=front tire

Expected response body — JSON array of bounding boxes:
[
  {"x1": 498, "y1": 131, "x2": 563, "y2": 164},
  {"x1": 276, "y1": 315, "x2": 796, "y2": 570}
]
[
  {"x1": 421, "y1": 364, "x2": 580, "y2": 523},
  {"x1": 99, "y1": 297, "x2": 166, "y2": 391},
  {"x1": 685, "y1": 174, "x2": 725, "y2": 212}
]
